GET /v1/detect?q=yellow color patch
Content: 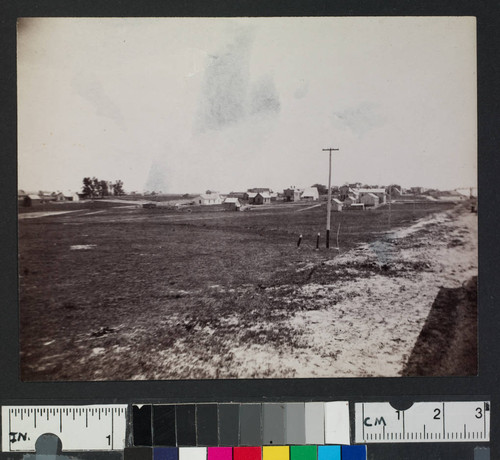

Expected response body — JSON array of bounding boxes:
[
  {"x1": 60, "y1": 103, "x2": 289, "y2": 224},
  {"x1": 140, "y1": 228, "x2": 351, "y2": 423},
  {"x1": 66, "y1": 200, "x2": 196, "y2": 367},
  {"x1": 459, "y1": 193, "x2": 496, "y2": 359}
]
[{"x1": 263, "y1": 446, "x2": 290, "y2": 460}]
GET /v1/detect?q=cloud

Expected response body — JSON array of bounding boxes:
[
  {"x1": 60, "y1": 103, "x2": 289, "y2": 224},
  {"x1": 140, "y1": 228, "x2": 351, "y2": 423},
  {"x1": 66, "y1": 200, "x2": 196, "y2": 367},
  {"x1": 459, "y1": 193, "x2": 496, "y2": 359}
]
[
  {"x1": 250, "y1": 74, "x2": 280, "y2": 116},
  {"x1": 195, "y1": 28, "x2": 254, "y2": 132},
  {"x1": 331, "y1": 102, "x2": 386, "y2": 138},
  {"x1": 294, "y1": 79, "x2": 309, "y2": 99},
  {"x1": 72, "y1": 71, "x2": 125, "y2": 130}
]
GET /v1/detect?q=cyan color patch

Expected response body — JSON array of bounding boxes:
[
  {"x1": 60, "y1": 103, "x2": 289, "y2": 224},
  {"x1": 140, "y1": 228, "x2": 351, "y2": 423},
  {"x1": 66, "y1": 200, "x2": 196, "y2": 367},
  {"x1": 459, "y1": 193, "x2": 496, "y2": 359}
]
[{"x1": 317, "y1": 445, "x2": 341, "y2": 460}]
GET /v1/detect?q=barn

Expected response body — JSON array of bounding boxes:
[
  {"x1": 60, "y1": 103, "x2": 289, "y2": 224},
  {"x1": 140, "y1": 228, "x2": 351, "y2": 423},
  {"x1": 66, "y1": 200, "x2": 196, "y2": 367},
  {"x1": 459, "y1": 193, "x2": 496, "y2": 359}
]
[
  {"x1": 301, "y1": 187, "x2": 319, "y2": 201},
  {"x1": 360, "y1": 193, "x2": 380, "y2": 207},
  {"x1": 223, "y1": 197, "x2": 242, "y2": 211}
]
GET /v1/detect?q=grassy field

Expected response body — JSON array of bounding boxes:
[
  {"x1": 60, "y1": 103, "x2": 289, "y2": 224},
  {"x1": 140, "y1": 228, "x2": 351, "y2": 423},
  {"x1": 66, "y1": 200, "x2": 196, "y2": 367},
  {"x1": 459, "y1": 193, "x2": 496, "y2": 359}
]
[{"x1": 19, "y1": 200, "x2": 457, "y2": 380}]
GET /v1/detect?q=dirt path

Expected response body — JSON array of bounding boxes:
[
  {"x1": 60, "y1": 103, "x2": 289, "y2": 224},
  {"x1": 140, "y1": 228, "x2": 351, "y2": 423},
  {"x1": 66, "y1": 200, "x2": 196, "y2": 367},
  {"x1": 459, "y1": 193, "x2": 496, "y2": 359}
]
[
  {"x1": 226, "y1": 205, "x2": 478, "y2": 377},
  {"x1": 18, "y1": 210, "x2": 85, "y2": 219}
]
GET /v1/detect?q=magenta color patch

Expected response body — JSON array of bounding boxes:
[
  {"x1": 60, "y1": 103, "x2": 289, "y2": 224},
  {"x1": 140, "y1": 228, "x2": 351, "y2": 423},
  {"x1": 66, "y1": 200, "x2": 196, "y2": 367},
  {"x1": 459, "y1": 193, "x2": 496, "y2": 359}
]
[{"x1": 208, "y1": 447, "x2": 233, "y2": 460}]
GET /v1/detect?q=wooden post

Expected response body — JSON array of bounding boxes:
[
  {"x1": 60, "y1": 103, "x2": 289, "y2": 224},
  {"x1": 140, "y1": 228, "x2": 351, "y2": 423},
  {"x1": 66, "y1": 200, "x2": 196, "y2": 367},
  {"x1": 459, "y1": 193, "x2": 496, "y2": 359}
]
[
  {"x1": 322, "y1": 147, "x2": 339, "y2": 248},
  {"x1": 316, "y1": 232, "x2": 320, "y2": 249},
  {"x1": 297, "y1": 234, "x2": 303, "y2": 248}
]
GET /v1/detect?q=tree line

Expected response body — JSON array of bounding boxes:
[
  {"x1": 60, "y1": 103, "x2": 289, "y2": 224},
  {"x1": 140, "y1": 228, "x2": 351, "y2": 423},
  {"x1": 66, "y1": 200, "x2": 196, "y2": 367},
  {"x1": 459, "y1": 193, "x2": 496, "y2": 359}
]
[{"x1": 82, "y1": 177, "x2": 124, "y2": 198}]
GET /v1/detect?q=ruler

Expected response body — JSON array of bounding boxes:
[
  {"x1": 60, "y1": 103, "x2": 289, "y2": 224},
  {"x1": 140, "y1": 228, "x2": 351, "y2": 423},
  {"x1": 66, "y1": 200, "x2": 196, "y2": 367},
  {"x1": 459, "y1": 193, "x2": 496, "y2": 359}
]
[
  {"x1": 1, "y1": 405, "x2": 127, "y2": 452},
  {"x1": 355, "y1": 401, "x2": 490, "y2": 443}
]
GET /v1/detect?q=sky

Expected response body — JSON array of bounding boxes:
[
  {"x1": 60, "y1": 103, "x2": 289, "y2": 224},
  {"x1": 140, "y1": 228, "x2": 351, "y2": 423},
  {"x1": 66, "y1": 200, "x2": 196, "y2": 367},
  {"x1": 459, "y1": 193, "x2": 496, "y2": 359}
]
[{"x1": 17, "y1": 17, "x2": 477, "y2": 194}]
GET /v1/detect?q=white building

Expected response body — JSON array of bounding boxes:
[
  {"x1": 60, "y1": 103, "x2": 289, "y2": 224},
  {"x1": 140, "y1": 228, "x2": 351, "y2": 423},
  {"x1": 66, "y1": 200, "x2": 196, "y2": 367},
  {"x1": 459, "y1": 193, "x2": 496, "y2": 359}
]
[
  {"x1": 301, "y1": 187, "x2": 319, "y2": 201},
  {"x1": 194, "y1": 193, "x2": 222, "y2": 205}
]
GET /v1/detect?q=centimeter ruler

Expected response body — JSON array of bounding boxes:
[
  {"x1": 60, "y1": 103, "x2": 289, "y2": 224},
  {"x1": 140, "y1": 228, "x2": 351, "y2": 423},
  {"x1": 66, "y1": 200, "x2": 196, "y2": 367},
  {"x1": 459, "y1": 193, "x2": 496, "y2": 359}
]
[
  {"x1": 355, "y1": 401, "x2": 490, "y2": 443},
  {"x1": 1, "y1": 405, "x2": 127, "y2": 452}
]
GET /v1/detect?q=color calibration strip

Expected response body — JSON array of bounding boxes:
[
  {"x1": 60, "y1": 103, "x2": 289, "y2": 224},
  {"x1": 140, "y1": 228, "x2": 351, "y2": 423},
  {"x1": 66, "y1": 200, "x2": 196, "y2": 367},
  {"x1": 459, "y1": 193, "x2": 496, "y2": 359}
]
[
  {"x1": 124, "y1": 445, "x2": 367, "y2": 460},
  {"x1": 132, "y1": 402, "x2": 350, "y2": 447}
]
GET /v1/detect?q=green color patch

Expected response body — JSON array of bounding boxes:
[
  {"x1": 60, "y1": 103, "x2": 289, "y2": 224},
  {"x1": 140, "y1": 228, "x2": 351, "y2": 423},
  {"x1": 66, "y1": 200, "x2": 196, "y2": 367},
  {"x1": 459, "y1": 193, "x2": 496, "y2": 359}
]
[{"x1": 290, "y1": 445, "x2": 317, "y2": 460}]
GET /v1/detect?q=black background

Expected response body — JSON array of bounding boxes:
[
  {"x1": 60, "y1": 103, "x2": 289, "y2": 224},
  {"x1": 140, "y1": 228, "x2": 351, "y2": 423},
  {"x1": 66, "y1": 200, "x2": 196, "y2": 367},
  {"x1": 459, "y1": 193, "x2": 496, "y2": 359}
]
[{"x1": 1, "y1": 1, "x2": 499, "y2": 458}]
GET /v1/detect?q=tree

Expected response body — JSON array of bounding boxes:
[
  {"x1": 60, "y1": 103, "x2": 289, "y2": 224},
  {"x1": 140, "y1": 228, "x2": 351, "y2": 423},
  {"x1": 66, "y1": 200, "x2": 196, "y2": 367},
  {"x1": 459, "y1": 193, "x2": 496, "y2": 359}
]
[
  {"x1": 82, "y1": 177, "x2": 94, "y2": 198},
  {"x1": 312, "y1": 183, "x2": 328, "y2": 195},
  {"x1": 98, "y1": 180, "x2": 109, "y2": 197},
  {"x1": 112, "y1": 180, "x2": 124, "y2": 196},
  {"x1": 82, "y1": 177, "x2": 124, "y2": 198}
]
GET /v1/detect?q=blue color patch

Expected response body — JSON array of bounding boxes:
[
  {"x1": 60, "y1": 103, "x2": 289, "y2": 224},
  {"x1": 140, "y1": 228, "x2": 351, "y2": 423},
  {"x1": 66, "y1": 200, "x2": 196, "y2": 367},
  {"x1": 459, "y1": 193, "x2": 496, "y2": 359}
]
[
  {"x1": 341, "y1": 445, "x2": 366, "y2": 460},
  {"x1": 317, "y1": 445, "x2": 341, "y2": 460},
  {"x1": 154, "y1": 447, "x2": 179, "y2": 460}
]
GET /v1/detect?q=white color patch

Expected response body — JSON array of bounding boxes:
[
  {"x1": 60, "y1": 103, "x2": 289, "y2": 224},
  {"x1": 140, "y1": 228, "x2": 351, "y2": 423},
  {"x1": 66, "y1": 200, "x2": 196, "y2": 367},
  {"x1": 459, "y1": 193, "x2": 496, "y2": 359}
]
[
  {"x1": 179, "y1": 447, "x2": 207, "y2": 460},
  {"x1": 325, "y1": 401, "x2": 350, "y2": 445}
]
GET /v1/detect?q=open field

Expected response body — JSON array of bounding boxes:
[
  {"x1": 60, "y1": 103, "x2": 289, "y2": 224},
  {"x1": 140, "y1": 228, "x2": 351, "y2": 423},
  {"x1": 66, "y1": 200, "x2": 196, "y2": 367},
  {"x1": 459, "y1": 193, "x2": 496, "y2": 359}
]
[{"x1": 18, "y1": 199, "x2": 477, "y2": 380}]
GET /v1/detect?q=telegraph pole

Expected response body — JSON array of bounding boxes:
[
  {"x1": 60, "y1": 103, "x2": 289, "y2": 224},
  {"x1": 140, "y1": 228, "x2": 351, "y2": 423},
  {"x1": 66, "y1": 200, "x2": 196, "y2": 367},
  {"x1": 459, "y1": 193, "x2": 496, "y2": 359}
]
[{"x1": 322, "y1": 147, "x2": 339, "y2": 248}]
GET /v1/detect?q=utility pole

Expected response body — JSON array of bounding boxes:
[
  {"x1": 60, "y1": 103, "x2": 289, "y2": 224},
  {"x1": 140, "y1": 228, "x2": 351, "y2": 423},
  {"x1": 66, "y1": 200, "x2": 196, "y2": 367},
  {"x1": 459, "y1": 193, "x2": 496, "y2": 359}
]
[{"x1": 322, "y1": 147, "x2": 339, "y2": 248}]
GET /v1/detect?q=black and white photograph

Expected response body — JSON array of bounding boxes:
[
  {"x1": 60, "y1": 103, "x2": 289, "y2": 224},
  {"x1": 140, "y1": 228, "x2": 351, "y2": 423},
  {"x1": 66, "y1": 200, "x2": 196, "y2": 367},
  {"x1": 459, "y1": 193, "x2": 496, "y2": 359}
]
[{"x1": 17, "y1": 17, "x2": 478, "y2": 381}]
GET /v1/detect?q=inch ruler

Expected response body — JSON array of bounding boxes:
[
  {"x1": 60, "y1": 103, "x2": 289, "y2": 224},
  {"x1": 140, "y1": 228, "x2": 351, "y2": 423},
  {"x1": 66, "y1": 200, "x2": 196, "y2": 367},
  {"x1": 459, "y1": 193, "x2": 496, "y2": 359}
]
[
  {"x1": 1, "y1": 405, "x2": 127, "y2": 452},
  {"x1": 355, "y1": 401, "x2": 490, "y2": 443}
]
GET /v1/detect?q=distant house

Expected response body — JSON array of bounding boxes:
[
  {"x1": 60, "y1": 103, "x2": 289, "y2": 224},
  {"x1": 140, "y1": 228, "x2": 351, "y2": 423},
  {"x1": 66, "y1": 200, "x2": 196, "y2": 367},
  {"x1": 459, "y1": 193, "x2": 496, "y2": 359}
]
[
  {"x1": 54, "y1": 192, "x2": 66, "y2": 201},
  {"x1": 387, "y1": 185, "x2": 403, "y2": 197},
  {"x1": 254, "y1": 192, "x2": 271, "y2": 205},
  {"x1": 283, "y1": 188, "x2": 302, "y2": 202},
  {"x1": 301, "y1": 187, "x2": 319, "y2": 201},
  {"x1": 360, "y1": 192, "x2": 380, "y2": 207},
  {"x1": 228, "y1": 192, "x2": 246, "y2": 200},
  {"x1": 247, "y1": 187, "x2": 271, "y2": 194},
  {"x1": 343, "y1": 196, "x2": 357, "y2": 207},
  {"x1": 194, "y1": 193, "x2": 222, "y2": 205},
  {"x1": 339, "y1": 185, "x2": 359, "y2": 201},
  {"x1": 63, "y1": 191, "x2": 80, "y2": 202},
  {"x1": 38, "y1": 191, "x2": 56, "y2": 203},
  {"x1": 223, "y1": 197, "x2": 242, "y2": 211},
  {"x1": 23, "y1": 194, "x2": 43, "y2": 207},
  {"x1": 358, "y1": 188, "x2": 387, "y2": 204},
  {"x1": 18, "y1": 190, "x2": 28, "y2": 207},
  {"x1": 332, "y1": 198, "x2": 343, "y2": 212},
  {"x1": 244, "y1": 192, "x2": 258, "y2": 203}
]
